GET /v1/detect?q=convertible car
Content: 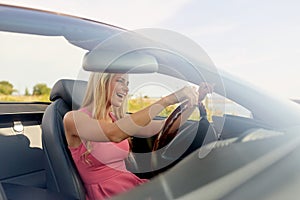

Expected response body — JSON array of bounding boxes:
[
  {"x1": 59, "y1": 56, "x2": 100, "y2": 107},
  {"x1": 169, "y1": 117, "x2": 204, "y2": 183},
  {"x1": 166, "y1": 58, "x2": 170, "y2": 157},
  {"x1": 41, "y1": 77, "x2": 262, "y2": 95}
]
[{"x1": 1, "y1": 4, "x2": 300, "y2": 200}]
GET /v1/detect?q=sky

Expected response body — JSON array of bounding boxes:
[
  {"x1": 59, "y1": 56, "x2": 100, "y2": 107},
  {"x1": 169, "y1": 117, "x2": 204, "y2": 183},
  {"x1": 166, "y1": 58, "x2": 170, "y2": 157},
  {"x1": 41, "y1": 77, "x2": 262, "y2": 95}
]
[{"x1": 1, "y1": 0, "x2": 300, "y2": 99}]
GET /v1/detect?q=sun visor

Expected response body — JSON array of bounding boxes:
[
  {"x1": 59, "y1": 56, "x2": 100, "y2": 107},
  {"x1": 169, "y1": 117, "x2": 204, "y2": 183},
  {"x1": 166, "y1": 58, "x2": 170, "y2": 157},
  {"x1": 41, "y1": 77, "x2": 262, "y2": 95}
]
[{"x1": 82, "y1": 50, "x2": 158, "y2": 73}]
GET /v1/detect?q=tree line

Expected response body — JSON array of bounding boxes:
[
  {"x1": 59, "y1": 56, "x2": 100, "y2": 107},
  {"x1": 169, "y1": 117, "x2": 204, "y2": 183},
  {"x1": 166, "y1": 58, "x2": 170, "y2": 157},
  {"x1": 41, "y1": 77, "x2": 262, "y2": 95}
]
[{"x1": 0, "y1": 81, "x2": 51, "y2": 96}]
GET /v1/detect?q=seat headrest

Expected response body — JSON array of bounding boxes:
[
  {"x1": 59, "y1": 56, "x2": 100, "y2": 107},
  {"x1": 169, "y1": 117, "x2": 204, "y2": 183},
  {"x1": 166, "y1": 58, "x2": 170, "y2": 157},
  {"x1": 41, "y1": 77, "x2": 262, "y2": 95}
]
[{"x1": 50, "y1": 79, "x2": 87, "y2": 110}]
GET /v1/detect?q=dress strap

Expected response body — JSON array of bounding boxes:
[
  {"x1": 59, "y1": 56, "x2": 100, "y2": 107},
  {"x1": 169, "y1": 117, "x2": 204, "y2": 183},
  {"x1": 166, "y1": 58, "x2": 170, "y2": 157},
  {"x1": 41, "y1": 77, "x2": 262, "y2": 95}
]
[{"x1": 79, "y1": 107, "x2": 92, "y2": 117}]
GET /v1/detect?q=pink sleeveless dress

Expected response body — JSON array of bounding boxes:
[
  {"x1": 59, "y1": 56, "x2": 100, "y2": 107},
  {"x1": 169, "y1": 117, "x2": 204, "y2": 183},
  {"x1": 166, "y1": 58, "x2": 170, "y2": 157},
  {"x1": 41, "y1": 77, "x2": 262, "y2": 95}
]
[{"x1": 69, "y1": 108, "x2": 148, "y2": 200}]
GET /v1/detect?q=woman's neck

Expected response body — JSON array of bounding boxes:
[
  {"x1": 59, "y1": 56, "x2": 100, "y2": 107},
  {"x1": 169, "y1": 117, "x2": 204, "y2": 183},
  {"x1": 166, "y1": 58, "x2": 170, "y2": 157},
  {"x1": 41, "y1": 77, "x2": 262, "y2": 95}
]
[{"x1": 105, "y1": 106, "x2": 113, "y2": 122}]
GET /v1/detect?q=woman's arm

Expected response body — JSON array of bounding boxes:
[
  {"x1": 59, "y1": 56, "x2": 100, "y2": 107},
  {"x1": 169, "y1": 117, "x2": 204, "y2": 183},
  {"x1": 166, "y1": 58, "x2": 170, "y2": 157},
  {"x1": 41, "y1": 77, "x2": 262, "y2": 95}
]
[
  {"x1": 64, "y1": 86, "x2": 198, "y2": 143},
  {"x1": 161, "y1": 82, "x2": 214, "y2": 134},
  {"x1": 132, "y1": 119, "x2": 165, "y2": 138},
  {"x1": 114, "y1": 85, "x2": 199, "y2": 138},
  {"x1": 64, "y1": 87, "x2": 197, "y2": 144},
  {"x1": 132, "y1": 105, "x2": 197, "y2": 138},
  {"x1": 64, "y1": 97, "x2": 169, "y2": 143},
  {"x1": 116, "y1": 83, "x2": 213, "y2": 138}
]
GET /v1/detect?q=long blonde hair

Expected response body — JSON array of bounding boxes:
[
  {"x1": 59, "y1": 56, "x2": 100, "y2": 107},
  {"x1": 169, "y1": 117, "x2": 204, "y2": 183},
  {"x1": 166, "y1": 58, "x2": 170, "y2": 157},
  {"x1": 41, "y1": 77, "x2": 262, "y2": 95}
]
[
  {"x1": 81, "y1": 72, "x2": 127, "y2": 120},
  {"x1": 80, "y1": 72, "x2": 128, "y2": 162}
]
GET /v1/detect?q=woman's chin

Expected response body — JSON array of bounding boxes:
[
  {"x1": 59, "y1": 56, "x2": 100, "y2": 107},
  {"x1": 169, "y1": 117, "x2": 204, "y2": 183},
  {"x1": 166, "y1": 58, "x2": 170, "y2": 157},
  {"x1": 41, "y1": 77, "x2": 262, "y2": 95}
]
[{"x1": 111, "y1": 101, "x2": 122, "y2": 108}]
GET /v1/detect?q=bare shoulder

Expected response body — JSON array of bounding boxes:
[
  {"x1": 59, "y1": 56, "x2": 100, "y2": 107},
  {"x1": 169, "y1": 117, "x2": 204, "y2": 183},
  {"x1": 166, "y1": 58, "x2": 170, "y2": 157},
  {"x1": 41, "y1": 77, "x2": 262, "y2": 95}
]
[
  {"x1": 63, "y1": 111, "x2": 75, "y2": 130},
  {"x1": 63, "y1": 110, "x2": 87, "y2": 125},
  {"x1": 64, "y1": 110, "x2": 87, "y2": 134},
  {"x1": 63, "y1": 111, "x2": 74, "y2": 123},
  {"x1": 63, "y1": 110, "x2": 83, "y2": 147}
]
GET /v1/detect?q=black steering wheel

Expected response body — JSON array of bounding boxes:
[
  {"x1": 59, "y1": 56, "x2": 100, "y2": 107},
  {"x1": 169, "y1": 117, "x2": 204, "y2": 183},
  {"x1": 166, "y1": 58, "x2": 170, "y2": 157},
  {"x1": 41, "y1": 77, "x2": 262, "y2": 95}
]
[
  {"x1": 152, "y1": 100, "x2": 190, "y2": 151},
  {"x1": 152, "y1": 101, "x2": 208, "y2": 152},
  {"x1": 151, "y1": 101, "x2": 210, "y2": 174}
]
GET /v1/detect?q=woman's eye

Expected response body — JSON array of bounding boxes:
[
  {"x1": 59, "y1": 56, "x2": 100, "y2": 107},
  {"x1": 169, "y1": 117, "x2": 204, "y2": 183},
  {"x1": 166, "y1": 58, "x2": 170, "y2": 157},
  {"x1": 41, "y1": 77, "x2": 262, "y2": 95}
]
[{"x1": 116, "y1": 79, "x2": 129, "y2": 86}]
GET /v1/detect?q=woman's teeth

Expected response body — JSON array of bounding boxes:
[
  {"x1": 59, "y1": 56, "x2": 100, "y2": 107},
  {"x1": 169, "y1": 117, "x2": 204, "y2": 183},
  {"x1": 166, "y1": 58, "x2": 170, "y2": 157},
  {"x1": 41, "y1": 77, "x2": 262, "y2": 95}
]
[{"x1": 116, "y1": 93, "x2": 124, "y2": 98}]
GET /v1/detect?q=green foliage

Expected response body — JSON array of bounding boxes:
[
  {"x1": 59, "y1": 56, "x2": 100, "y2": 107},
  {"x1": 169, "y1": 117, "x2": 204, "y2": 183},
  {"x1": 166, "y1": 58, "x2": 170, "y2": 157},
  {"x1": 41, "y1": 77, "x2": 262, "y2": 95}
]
[
  {"x1": 24, "y1": 87, "x2": 30, "y2": 96},
  {"x1": 128, "y1": 98, "x2": 153, "y2": 113},
  {"x1": 128, "y1": 97, "x2": 201, "y2": 120},
  {"x1": 0, "y1": 81, "x2": 15, "y2": 95},
  {"x1": 0, "y1": 82, "x2": 50, "y2": 102},
  {"x1": 32, "y1": 83, "x2": 51, "y2": 96}
]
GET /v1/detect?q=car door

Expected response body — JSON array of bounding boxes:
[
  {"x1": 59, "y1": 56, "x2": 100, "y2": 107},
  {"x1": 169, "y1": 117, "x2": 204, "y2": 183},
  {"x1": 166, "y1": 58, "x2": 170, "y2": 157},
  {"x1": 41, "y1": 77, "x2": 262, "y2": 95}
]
[{"x1": 0, "y1": 102, "x2": 48, "y2": 187}]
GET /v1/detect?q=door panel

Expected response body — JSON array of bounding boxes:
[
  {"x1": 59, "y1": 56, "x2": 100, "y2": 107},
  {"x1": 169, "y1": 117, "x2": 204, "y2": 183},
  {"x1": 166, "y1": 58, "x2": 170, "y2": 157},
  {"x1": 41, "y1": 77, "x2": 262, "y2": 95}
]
[{"x1": 0, "y1": 103, "x2": 47, "y2": 188}]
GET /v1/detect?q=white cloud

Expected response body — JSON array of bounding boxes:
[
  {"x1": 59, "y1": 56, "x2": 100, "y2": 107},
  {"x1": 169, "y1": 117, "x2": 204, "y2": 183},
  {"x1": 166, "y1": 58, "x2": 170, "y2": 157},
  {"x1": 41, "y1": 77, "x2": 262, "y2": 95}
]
[
  {"x1": 0, "y1": 0, "x2": 191, "y2": 29},
  {"x1": 187, "y1": 23, "x2": 237, "y2": 38},
  {"x1": 2, "y1": 0, "x2": 300, "y2": 99}
]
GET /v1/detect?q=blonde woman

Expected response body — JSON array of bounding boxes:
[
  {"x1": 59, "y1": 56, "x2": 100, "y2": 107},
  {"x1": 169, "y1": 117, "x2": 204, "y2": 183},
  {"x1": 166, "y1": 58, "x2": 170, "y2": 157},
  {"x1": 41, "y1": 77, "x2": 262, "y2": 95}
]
[{"x1": 63, "y1": 72, "x2": 212, "y2": 200}]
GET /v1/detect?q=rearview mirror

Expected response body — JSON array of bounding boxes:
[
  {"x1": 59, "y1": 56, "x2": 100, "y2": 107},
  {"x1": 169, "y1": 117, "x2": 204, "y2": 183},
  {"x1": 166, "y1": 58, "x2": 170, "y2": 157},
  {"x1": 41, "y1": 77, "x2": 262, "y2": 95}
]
[{"x1": 82, "y1": 50, "x2": 158, "y2": 73}]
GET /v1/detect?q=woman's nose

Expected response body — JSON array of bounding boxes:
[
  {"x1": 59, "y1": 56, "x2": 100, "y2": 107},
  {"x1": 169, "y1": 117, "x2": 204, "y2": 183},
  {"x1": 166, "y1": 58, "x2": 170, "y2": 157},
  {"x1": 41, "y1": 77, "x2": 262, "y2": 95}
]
[{"x1": 122, "y1": 84, "x2": 129, "y2": 93}]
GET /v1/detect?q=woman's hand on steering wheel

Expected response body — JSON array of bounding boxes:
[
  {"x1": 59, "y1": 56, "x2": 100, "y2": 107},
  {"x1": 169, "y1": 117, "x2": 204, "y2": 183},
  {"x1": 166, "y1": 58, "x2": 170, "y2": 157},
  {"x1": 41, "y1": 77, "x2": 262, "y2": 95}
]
[
  {"x1": 164, "y1": 86, "x2": 199, "y2": 107},
  {"x1": 198, "y1": 82, "x2": 214, "y2": 102},
  {"x1": 166, "y1": 82, "x2": 214, "y2": 107},
  {"x1": 153, "y1": 82, "x2": 214, "y2": 152}
]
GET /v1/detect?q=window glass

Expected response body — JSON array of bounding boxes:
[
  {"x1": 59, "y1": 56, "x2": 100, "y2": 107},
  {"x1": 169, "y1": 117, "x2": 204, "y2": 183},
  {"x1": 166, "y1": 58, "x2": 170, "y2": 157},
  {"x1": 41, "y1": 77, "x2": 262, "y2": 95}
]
[
  {"x1": 128, "y1": 73, "x2": 198, "y2": 120},
  {"x1": 128, "y1": 73, "x2": 252, "y2": 121},
  {"x1": 206, "y1": 93, "x2": 252, "y2": 121},
  {"x1": 0, "y1": 31, "x2": 86, "y2": 102}
]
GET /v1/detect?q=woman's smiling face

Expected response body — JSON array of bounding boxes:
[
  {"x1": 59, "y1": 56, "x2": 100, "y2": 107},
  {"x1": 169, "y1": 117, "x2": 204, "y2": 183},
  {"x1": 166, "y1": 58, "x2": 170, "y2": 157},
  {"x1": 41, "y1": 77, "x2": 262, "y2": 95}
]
[{"x1": 108, "y1": 74, "x2": 129, "y2": 107}]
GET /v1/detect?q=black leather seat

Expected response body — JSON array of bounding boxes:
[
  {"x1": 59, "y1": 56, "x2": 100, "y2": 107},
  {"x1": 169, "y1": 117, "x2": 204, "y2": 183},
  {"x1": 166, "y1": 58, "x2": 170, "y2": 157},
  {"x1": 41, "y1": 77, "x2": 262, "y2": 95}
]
[{"x1": 41, "y1": 79, "x2": 87, "y2": 199}]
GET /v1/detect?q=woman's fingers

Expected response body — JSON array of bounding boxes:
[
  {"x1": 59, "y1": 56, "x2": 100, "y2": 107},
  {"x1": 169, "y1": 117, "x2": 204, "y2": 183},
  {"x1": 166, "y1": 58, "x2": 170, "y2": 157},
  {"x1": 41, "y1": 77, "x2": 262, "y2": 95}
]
[
  {"x1": 171, "y1": 86, "x2": 198, "y2": 105},
  {"x1": 183, "y1": 86, "x2": 198, "y2": 106},
  {"x1": 198, "y1": 82, "x2": 214, "y2": 101},
  {"x1": 164, "y1": 83, "x2": 214, "y2": 107},
  {"x1": 199, "y1": 82, "x2": 214, "y2": 92}
]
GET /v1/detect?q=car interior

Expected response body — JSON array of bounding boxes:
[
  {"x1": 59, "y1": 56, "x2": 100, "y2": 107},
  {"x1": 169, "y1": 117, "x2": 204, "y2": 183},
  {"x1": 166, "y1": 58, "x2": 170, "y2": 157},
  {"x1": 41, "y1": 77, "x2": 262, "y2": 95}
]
[
  {"x1": 0, "y1": 76, "x2": 280, "y2": 200},
  {"x1": 2, "y1": 4, "x2": 300, "y2": 200}
]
